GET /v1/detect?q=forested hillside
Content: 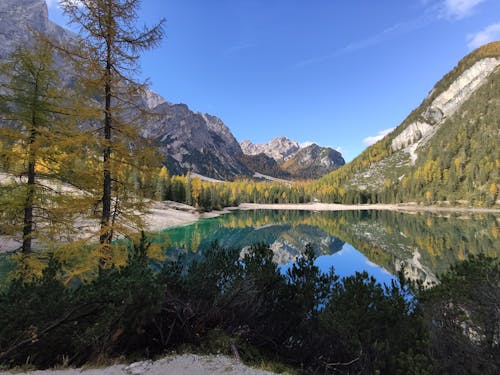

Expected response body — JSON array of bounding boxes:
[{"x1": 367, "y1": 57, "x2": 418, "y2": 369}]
[{"x1": 315, "y1": 42, "x2": 500, "y2": 206}]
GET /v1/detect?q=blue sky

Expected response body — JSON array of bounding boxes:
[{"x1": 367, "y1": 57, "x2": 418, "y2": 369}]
[{"x1": 46, "y1": 0, "x2": 500, "y2": 161}]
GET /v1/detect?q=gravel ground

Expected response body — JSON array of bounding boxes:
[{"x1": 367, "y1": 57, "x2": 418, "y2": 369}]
[{"x1": 0, "y1": 354, "x2": 278, "y2": 375}]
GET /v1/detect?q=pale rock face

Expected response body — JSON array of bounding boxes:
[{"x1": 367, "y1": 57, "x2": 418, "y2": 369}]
[
  {"x1": 433, "y1": 58, "x2": 500, "y2": 117},
  {"x1": 241, "y1": 137, "x2": 300, "y2": 161},
  {"x1": 391, "y1": 121, "x2": 433, "y2": 155},
  {"x1": 391, "y1": 57, "x2": 500, "y2": 162},
  {"x1": 394, "y1": 250, "x2": 437, "y2": 287},
  {"x1": 140, "y1": 89, "x2": 166, "y2": 110},
  {"x1": 0, "y1": 0, "x2": 74, "y2": 59},
  {"x1": 241, "y1": 139, "x2": 345, "y2": 179},
  {"x1": 421, "y1": 106, "x2": 443, "y2": 124}
]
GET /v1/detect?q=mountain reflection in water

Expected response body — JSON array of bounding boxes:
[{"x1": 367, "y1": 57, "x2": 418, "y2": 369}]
[
  {"x1": 1, "y1": 209, "x2": 498, "y2": 287},
  {"x1": 158, "y1": 209, "x2": 499, "y2": 286}
]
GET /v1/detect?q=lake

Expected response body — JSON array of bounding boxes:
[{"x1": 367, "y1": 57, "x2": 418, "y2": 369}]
[
  {"x1": 155, "y1": 209, "x2": 499, "y2": 286},
  {"x1": 1, "y1": 209, "x2": 498, "y2": 286}
]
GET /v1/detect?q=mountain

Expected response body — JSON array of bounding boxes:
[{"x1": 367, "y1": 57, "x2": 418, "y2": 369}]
[
  {"x1": 0, "y1": 0, "x2": 72, "y2": 60},
  {"x1": 318, "y1": 42, "x2": 500, "y2": 205},
  {"x1": 142, "y1": 102, "x2": 252, "y2": 179},
  {"x1": 241, "y1": 137, "x2": 301, "y2": 161},
  {"x1": 241, "y1": 137, "x2": 345, "y2": 179},
  {"x1": 281, "y1": 144, "x2": 345, "y2": 179},
  {"x1": 0, "y1": 0, "x2": 253, "y2": 179},
  {"x1": 240, "y1": 153, "x2": 290, "y2": 179},
  {"x1": 0, "y1": 0, "x2": 346, "y2": 181}
]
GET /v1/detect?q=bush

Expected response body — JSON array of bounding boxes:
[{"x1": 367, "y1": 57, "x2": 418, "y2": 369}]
[
  {"x1": 0, "y1": 257, "x2": 75, "y2": 368},
  {"x1": 420, "y1": 254, "x2": 500, "y2": 375},
  {"x1": 0, "y1": 236, "x2": 165, "y2": 368},
  {"x1": 4, "y1": 242, "x2": 496, "y2": 373}
]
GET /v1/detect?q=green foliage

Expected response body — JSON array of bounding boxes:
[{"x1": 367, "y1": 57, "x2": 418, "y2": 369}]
[
  {"x1": 0, "y1": 257, "x2": 72, "y2": 367},
  {"x1": 0, "y1": 240, "x2": 432, "y2": 374},
  {"x1": 1, "y1": 233, "x2": 497, "y2": 374},
  {"x1": 0, "y1": 41, "x2": 87, "y2": 252},
  {"x1": 150, "y1": 169, "x2": 312, "y2": 210},
  {"x1": 71, "y1": 235, "x2": 165, "y2": 359},
  {"x1": 420, "y1": 254, "x2": 500, "y2": 374},
  {"x1": 317, "y1": 272, "x2": 431, "y2": 374},
  {"x1": 0, "y1": 235, "x2": 164, "y2": 368}
]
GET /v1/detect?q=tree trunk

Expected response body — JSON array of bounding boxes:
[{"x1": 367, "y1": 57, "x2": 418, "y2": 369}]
[
  {"x1": 100, "y1": 79, "x2": 112, "y2": 244},
  {"x1": 21, "y1": 81, "x2": 41, "y2": 254},
  {"x1": 22, "y1": 118, "x2": 37, "y2": 253},
  {"x1": 22, "y1": 158, "x2": 35, "y2": 253},
  {"x1": 100, "y1": 56, "x2": 112, "y2": 246}
]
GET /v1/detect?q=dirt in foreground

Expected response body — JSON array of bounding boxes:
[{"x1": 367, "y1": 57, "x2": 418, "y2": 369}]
[{"x1": 0, "y1": 354, "x2": 277, "y2": 375}]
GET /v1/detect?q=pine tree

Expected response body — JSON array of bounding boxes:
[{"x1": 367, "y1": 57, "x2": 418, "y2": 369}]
[
  {"x1": 57, "y1": 0, "x2": 165, "y2": 253},
  {"x1": 0, "y1": 42, "x2": 83, "y2": 253}
]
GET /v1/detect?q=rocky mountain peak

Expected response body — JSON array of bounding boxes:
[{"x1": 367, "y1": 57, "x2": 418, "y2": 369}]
[
  {"x1": 0, "y1": 0, "x2": 345, "y2": 181},
  {"x1": 139, "y1": 89, "x2": 166, "y2": 110},
  {"x1": 241, "y1": 137, "x2": 301, "y2": 161},
  {"x1": 240, "y1": 137, "x2": 345, "y2": 179},
  {"x1": 141, "y1": 102, "x2": 250, "y2": 179},
  {"x1": 0, "y1": 1, "x2": 248, "y2": 180},
  {"x1": 280, "y1": 144, "x2": 345, "y2": 179}
]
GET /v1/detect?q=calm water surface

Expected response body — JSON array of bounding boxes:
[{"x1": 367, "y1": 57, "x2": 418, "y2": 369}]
[
  {"x1": 156, "y1": 209, "x2": 499, "y2": 285},
  {"x1": 1, "y1": 210, "x2": 498, "y2": 286}
]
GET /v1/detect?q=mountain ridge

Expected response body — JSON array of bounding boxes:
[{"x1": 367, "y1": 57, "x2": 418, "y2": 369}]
[
  {"x1": 317, "y1": 41, "x2": 500, "y2": 205},
  {"x1": 241, "y1": 137, "x2": 301, "y2": 161},
  {"x1": 241, "y1": 137, "x2": 345, "y2": 179},
  {"x1": 0, "y1": 0, "x2": 345, "y2": 181}
]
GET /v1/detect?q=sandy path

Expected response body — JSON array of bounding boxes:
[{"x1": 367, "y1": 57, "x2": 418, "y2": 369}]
[{"x1": 0, "y1": 355, "x2": 277, "y2": 375}]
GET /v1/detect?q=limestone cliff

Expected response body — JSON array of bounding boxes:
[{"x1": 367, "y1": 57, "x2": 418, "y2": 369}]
[{"x1": 391, "y1": 57, "x2": 500, "y2": 164}]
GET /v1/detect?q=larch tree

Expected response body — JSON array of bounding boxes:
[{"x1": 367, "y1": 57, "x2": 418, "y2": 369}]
[
  {"x1": 57, "y1": 0, "x2": 165, "y2": 255},
  {"x1": 0, "y1": 42, "x2": 84, "y2": 253}
]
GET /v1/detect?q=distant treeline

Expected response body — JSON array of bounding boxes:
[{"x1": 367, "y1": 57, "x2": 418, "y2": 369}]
[
  {"x1": 145, "y1": 157, "x2": 498, "y2": 210},
  {"x1": 149, "y1": 167, "x2": 313, "y2": 210}
]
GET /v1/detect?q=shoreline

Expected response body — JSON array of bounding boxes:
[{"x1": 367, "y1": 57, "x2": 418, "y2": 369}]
[
  {"x1": 236, "y1": 202, "x2": 500, "y2": 214},
  {"x1": 0, "y1": 201, "x2": 231, "y2": 254},
  {"x1": 2, "y1": 201, "x2": 498, "y2": 253}
]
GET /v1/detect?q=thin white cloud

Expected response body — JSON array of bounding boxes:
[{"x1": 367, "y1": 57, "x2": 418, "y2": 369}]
[
  {"x1": 467, "y1": 22, "x2": 500, "y2": 49},
  {"x1": 292, "y1": 16, "x2": 432, "y2": 69},
  {"x1": 224, "y1": 43, "x2": 257, "y2": 56},
  {"x1": 443, "y1": 0, "x2": 485, "y2": 19},
  {"x1": 363, "y1": 128, "x2": 394, "y2": 146}
]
